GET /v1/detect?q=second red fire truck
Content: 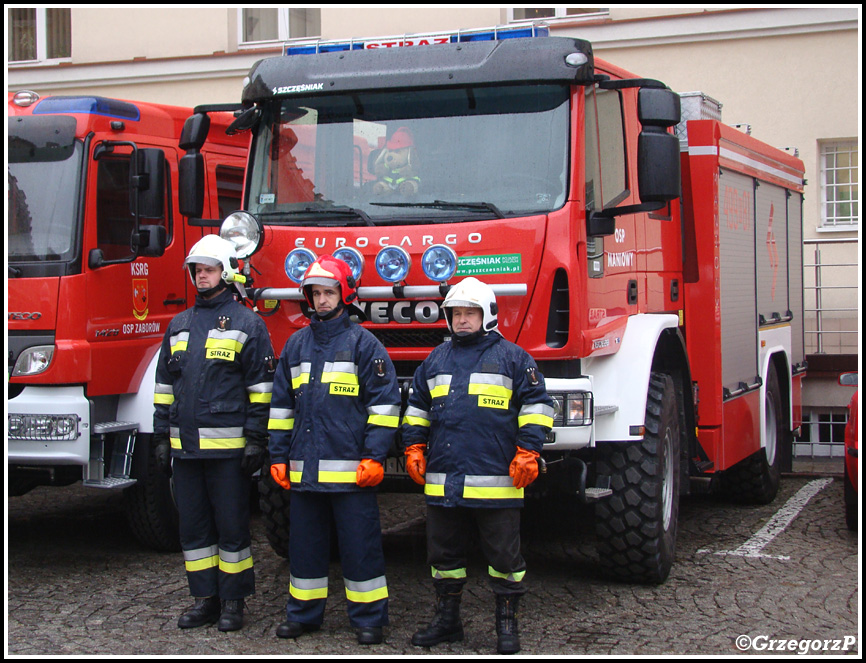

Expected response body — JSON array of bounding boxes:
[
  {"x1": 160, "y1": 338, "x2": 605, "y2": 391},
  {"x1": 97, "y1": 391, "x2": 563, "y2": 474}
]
[
  {"x1": 179, "y1": 24, "x2": 806, "y2": 584},
  {"x1": 8, "y1": 91, "x2": 249, "y2": 550}
]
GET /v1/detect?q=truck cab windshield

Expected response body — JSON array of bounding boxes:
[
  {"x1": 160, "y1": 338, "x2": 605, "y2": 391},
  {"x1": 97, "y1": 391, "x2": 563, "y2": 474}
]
[
  {"x1": 9, "y1": 116, "x2": 82, "y2": 264},
  {"x1": 247, "y1": 84, "x2": 569, "y2": 225}
]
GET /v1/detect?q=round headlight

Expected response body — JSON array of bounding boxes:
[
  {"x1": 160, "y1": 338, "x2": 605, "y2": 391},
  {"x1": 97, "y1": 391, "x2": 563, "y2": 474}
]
[
  {"x1": 220, "y1": 211, "x2": 263, "y2": 259},
  {"x1": 421, "y1": 244, "x2": 457, "y2": 283},
  {"x1": 375, "y1": 246, "x2": 411, "y2": 283},
  {"x1": 285, "y1": 248, "x2": 317, "y2": 284},
  {"x1": 333, "y1": 247, "x2": 365, "y2": 283}
]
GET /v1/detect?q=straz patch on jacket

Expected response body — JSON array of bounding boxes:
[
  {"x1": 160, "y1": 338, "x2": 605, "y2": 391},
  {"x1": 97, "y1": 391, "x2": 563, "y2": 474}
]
[
  {"x1": 478, "y1": 394, "x2": 509, "y2": 409},
  {"x1": 329, "y1": 383, "x2": 359, "y2": 397},
  {"x1": 206, "y1": 347, "x2": 236, "y2": 361}
]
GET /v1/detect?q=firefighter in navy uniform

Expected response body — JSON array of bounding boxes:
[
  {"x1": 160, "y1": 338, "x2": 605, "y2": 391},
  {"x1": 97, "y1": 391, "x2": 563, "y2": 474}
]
[
  {"x1": 153, "y1": 235, "x2": 274, "y2": 632},
  {"x1": 402, "y1": 277, "x2": 555, "y2": 655},
  {"x1": 268, "y1": 255, "x2": 400, "y2": 645}
]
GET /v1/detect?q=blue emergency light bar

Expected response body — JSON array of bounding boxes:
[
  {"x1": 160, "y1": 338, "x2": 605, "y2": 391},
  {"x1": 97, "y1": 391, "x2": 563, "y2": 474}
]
[
  {"x1": 284, "y1": 23, "x2": 549, "y2": 56},
  {"x1": 32, "y1": 96, "x2": 141, "y2": 121}
]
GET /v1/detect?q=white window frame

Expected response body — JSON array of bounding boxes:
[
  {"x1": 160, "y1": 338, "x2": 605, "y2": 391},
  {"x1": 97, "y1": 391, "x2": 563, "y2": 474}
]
[
  {"x1": 819, "y1": 140, "x2": 859, "y2": 231},
  {"x1": 8, "y1": 7, "x2": 71, "y2": 65},
  {"x1": 237, "y1": 8, "x2": 289, "y2": 48},
  {"x1": 507, "y1": 8, "x2": 610, "y2": 23}
]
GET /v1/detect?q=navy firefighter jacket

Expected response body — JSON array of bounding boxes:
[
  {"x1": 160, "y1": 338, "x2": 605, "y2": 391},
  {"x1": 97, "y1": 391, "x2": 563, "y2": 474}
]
[
  {"x1": 402, "y1": 331, "x2": 555, "y2": 508},
  {"x1": 153, "y1": 288, "x2": 275, "y2": 459},
  {"x1": 267, "y1": 312, "x2": 401, "y2": 493}
]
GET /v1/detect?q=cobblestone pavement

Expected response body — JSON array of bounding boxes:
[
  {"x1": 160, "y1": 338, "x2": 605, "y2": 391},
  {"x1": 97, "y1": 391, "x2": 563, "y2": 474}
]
[{"x1": 6, "y1": 472, "x2": 859, "y2": 656}]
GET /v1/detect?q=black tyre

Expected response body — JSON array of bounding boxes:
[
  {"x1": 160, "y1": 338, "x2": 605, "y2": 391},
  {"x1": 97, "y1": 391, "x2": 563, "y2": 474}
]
[
  {"x1": 594, "y1": 373, "x2": 681, "y2": 584},
  {"x1": 720, "y1": 364, "x2": 783, "y2": 504},
  {"x1": 123, "y1": 433, "x2": 181, "y2": 552},
  {"x1": 259, "y1": 468, "x2": 291, "y2": 559}
]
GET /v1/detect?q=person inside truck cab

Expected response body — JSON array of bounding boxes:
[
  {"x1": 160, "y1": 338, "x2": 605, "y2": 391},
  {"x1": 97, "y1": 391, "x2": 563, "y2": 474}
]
[
  {"x1": 401, "y1": 277, "x2": 555, "y2": 655},
  {"x1": 152, "y1": 235, "x2": 275, "y2": 633}
]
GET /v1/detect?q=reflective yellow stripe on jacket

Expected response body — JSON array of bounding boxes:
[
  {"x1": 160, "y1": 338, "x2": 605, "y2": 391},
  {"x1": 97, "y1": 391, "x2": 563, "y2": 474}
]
[
  {"x1": 463, "y1": 475, "x2": 523, "y2": 500},
  {"x1": 318, "y1": 459, "x2": 359, "y2": 484},
  {"x1": 268, "y1": 407, "x2": 295, "y2": 431}
]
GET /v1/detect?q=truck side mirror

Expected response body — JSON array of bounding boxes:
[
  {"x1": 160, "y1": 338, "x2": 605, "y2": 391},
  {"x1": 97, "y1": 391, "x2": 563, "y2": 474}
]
[
  {"x1": 179, "y1": 113, "x2": 209, "y2": 218},
  {"x1": 137, "y1": 224, "x2": 167, "y2": 257},
  {"x1": 637, "y1": 87, "x2": 681, "y2": 204},
  {"x1": 180, "y1": 112, "x2": 210, "y2": 150},
  {"x1": 587, "y1": 86, "x2": 682, "y2": 237},
  {"x1": 179, "y1": 152, "x2": 205, "y2": 219},
  {"x1": 638, "y1": 131, "x2": 681, "y2": 203},
  {"x1": 132, "y1": 148, "x2": 166, "y2": 219}
]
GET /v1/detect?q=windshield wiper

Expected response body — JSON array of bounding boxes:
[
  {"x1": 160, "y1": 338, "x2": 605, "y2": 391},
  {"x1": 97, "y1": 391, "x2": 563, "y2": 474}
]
[
  {"x1": 260, "y1": 205, "x2": 375, "y2": 226},
  {"x1": 370, "y1": 200, "x2": 505, "y2": 219}
]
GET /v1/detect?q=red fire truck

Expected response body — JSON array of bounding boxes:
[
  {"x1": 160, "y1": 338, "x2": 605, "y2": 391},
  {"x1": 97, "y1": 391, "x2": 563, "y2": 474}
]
[
  {"x1": 7, "y1": 91, "x2": 249, "y2": 551},
  {"x1": 180, "y1": 25, "x2": 806, "y2": 583}
]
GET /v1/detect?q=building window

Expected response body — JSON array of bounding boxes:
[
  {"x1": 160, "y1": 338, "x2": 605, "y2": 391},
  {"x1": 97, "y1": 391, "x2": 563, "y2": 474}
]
[
  {"x1": 240, "y1": 8, "x2": 320, "y2": 45},
  {"x1": 820, "y1": 141, "x2": 858, "y2": 229},
  {"x1": 9, "y1": 7, "x2": 71, "y2": 63},
  {"x1": 510, "y1": 8, "x2": 608, "y2": 22}
]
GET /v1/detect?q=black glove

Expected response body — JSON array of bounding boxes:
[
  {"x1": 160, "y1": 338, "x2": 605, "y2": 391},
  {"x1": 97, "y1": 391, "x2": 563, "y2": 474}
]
[
  {"x1": 241, "y1": 444, "x2": 267, "y2": 477},
  {"x1": 241, "y1": 431, "x2": 269, "y2": 476},
  {"x1": 153, "y1": 433, "x2": 172, "y2": 477}
]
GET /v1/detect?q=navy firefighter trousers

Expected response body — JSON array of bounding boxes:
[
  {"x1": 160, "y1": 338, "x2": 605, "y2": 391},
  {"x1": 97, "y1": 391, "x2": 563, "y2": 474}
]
[{"x1": 285, "y1": 490, "x2": 389, "y2": 629}]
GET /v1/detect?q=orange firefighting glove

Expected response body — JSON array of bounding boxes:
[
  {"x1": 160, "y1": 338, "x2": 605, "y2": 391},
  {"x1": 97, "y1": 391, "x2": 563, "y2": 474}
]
[
  {"x1": 404, "y1": 444, "x2": 427, "y2": 485},
  {"x1": 270, "y1": 463, "x2": 291, "y2": 490},
  {"x1": 356, "y1": 458, "x2": 384, "y2": 487},
  {"x1": 509, "y1": 447, "x2": 540, "y2": 489}
]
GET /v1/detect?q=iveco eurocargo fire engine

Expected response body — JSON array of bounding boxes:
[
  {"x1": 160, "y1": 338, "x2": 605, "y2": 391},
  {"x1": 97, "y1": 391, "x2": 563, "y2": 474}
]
[{"x1": 179, "y1": 24, "x2": 806, "y2": 583}]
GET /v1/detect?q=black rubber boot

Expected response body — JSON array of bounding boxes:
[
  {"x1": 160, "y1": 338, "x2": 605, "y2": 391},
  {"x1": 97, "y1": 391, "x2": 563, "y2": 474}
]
[
  {"x1": 177, "y1": 596, "x2": 221, "y2": 629},
  {"x1": 411, "y1": 588, "x2": 464, "y2": 647},
  {"x1": 356, "y1": 626, "x2": 384, "y2": 645},
  {"x1": 217, "y1": 599, "x2": 244, "y2": 632},
  {"x1": 275, "y1": 621, "x2": 321, "y2": 639},
  {"x1": 495, "y1": 594, "x2": 521, "y2": 655}
]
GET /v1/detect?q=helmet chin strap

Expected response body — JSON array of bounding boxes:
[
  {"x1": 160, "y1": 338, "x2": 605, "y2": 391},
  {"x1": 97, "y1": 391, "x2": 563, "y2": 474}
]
[
  {"x1": 197, "y1": 283, "x2": 227, "y2": 299},
  {"x1": 451, "y1": 329, "x2": 486, "y2": 345},
  {"x1": 315, "y1": 301, "x2": 345, "y2": 321}
]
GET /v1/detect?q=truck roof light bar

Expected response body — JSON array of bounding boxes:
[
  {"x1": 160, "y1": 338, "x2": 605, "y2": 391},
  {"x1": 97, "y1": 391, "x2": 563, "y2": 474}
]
[
  {"x1": 284, "y1": 22, "x2": 549, "y2": 56},
  {"x1": 32, "y1": 96, "x2": 141, "y2": 121}
]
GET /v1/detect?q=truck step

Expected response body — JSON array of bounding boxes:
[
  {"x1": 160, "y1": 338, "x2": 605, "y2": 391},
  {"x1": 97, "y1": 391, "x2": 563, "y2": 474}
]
[
  {"x1": 83, "y1": 476, "x2": 137, "y2": 489},
  {"x1": 92, "y1": 421, "x2": 138, "y2": 435},
  {"x1": 583, "y1": 486, "x2": 614, "y2": 500}
]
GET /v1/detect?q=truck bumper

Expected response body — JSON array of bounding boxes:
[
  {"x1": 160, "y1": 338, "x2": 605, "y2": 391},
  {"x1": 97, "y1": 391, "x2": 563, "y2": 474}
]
[{"x1": 7, "y1": 385, "x2": 91, "y2": 466}]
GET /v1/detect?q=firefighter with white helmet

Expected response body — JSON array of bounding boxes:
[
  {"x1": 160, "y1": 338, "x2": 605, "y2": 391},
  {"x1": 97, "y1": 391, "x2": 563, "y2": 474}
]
[
  {"x1": 267, "y1": 255, "x2": 400, "y2": 645},
  {"x1": 402, "y1": 277, "x2": 555, "y2": 655},
  {"x1": 153, "y1": 235, "x2": 275, "y2": 632}
]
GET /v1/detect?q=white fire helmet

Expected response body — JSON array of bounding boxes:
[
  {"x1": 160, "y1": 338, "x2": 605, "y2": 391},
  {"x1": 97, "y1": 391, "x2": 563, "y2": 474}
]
[
  {"x1": 441, "y1": 277, "x2": 499, "y2": 334},
  {"x1": 184, "y1": 235, "x2": 243, "y2": 295}
]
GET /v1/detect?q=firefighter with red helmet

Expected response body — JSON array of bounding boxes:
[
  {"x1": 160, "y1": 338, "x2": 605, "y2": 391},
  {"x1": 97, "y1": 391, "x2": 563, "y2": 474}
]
[
  {"x1": 153, "y1": 235, "x2": 275, "y2": 632},
  {"x1": 402, "y1": 277, "x2": 555, "y2": 655},
  {"x1": 267, "y1": 254, "x2": 400, "y2": 645}
]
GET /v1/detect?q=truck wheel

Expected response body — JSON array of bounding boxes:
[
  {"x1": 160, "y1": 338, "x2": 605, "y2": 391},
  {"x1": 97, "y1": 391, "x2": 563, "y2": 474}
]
[
  {"x1": 720, "y1": 365, "x2": 783, "y2": 504},
  {"x1": 594, "y1": 373, "x2": 681, "y2": 584},
  {"x1": 123, "y1": 433, "x2": 181, "y2": 552},
  {"x1": 259, "y1": 469, "x2": 291, "y2": 559}
]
